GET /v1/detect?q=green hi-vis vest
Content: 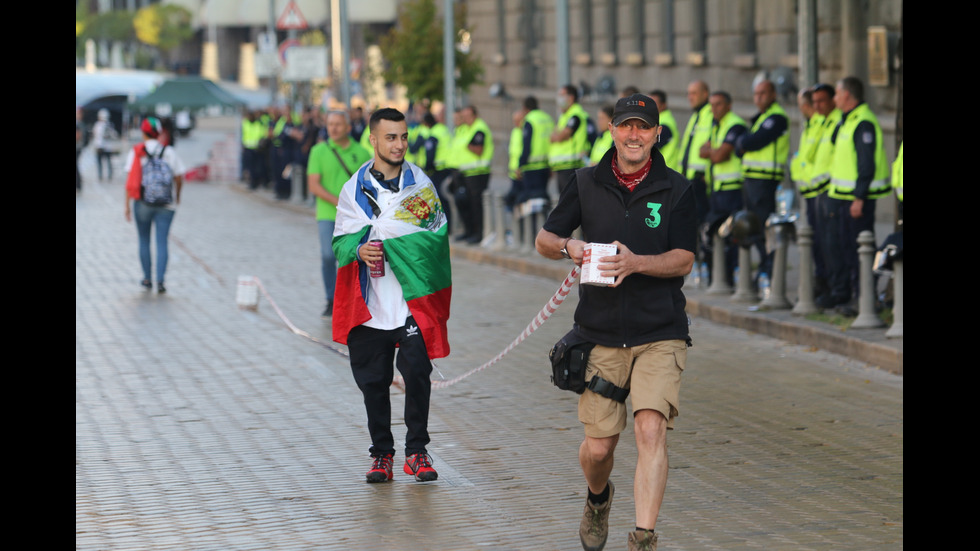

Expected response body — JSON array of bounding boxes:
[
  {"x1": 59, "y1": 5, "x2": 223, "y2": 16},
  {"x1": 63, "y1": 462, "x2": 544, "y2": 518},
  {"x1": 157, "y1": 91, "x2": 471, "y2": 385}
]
[
  {"x1": 892, "y1": 141, "x2": 903, "y2": 202},
  {"x1": 707, "y1": 111, "x2": 747, "y2": 192},
  {"x1": 360, "y1": 125, "x2": 373, "y2": 154},
  {"x1": 791, "y1": 115, "x2": 822, "y2": 197},
  {"x1": 508, "y1": 126, "x2": 523, "y2": 179},
  {"x1": 741, "y1": 102, "x2": 790, "y2": 181},
  {"x1": 549, "y1": 103, "x2": 588, "y2": 170},
  {"x1": 590, "y1": 131, "x2": 613, "y2": 166},
  {"x1": 456, "y1": 118, "x2": 494, "y2": 176},
  {"x1": 522, "y1": 109, "x2": 554, "y2": 172},
  {"x1": 807, "y1": 108, "x2": 842, "y2": 196},
  {"x1": 657, "y1": 109, "x2": 680, "y2": 171},
  {"x1": 406, "y1": 123, "x2": 429, "y2": 165},
  {"x1": 828, "y1": 103, "x2": 891, "y2": 201},
  {"x1": 429, "y1": 123, "x2": 453, "y2": 171},
  {"x1": 241, "y1": 119, "x2": 264, "y2": 149},
  {"x1": 678, "y1": 103, "x2": 713, "y2": 179}
]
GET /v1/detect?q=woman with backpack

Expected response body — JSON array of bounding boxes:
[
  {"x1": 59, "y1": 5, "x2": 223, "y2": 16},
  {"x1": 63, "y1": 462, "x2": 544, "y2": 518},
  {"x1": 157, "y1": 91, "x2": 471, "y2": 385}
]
[{"x1": 124, "y1": 116, "x2": 186, "y2": 294}]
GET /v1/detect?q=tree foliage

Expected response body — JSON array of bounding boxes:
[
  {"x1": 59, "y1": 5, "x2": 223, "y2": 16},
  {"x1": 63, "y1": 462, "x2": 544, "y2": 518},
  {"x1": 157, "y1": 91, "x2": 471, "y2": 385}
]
[
  {"x1": 379, "y1": 0, "x2": 484, "y2": 103},
  {"x1": 133, "y1": 4, "x2": 193, "y2": 53}
]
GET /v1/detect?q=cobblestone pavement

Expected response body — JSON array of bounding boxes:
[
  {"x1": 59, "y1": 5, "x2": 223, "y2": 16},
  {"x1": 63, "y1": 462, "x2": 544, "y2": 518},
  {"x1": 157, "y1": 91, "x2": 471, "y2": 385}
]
[{"x1": 76, "y1": 123, "x2": 902, "y2": 550}]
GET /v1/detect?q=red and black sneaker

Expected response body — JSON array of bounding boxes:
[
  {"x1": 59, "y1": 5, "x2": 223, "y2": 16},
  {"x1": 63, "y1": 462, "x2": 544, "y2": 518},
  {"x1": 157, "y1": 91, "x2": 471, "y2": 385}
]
[
  {"x1": 403, "y1": 452, "x2": 438, "y2": 482},
  {"x1": 366, "y1": 453, "x2": 394, "y2": 483}
]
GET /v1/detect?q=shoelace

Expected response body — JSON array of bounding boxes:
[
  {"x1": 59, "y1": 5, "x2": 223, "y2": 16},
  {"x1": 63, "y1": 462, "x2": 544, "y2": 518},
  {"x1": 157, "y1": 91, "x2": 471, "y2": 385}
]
[
  {"x1": 371, "y1": 455, "x2": 393, "y2": 471},
  {"x1": 586, "y1": 504, "x2": 606, "y2": 535},
  {"x1": 410, "y1": 454, "x2": 433, "y2": 469}
]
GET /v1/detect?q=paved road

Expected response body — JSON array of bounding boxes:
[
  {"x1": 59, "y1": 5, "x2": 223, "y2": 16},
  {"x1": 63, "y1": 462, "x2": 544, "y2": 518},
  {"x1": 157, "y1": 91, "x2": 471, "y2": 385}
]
[{"x1": 76, "y1": 126, "x2": 903, "y2": 550}]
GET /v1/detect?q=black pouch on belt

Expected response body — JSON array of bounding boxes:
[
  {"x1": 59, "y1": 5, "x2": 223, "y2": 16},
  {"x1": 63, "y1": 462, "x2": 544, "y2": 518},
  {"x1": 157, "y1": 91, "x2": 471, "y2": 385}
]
[{"x1": 548, "y1": 329, "x2": 629, "y2": 403}]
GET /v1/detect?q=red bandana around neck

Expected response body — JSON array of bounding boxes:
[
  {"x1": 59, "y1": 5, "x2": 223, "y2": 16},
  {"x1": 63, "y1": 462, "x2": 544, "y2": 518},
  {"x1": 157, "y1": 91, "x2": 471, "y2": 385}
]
[{"x1": 611, "y1": 150, "x2": 652, "y2": 192}]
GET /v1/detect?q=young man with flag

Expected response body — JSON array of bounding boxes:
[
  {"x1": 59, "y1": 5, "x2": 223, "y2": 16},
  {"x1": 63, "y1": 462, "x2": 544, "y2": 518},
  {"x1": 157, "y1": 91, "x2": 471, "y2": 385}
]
[{"x1": 331, "y1": 107, "x2": 452, "y2": 484}]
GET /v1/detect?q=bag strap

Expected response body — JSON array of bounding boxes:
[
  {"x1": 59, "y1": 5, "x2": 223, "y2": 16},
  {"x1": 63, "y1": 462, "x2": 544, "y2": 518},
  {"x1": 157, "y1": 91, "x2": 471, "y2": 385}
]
[
  {"x1": 586, "y1": 376, "x2": 630, "y2": 403},
  {"x1": 330, "y1": 145, "x2": 354, "y2": 178}
]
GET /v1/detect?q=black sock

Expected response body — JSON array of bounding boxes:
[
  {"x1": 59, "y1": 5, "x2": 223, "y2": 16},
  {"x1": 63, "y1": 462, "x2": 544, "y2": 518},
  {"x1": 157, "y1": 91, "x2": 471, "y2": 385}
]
[
  {"x1": 588, "y1": 483, "x2": 610, "y2": 505},
  {"x1": 635, "y1": 527, "x2": 654, "y2": 534}
]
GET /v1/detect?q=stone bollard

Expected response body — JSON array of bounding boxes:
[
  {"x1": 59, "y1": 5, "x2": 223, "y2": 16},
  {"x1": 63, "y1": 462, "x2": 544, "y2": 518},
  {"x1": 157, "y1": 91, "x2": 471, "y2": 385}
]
[
  {"x1": 761, "y1": 224, "x2": 792, "y2": 309},
  {"x1": 730, "y1": 246, "x2": 759, "y2": 303},
  {"x1": 482, "y1": 190, "x2": 495, "y2": 245},
  {"x1": 291, "y1": 163, "x2": 306, "y2": 205},
  {"x1": 885, "y1": 258, "x2": 903, "y2": 338},
  {"x1": 851, "y1": 230, "x2": 886, "y2": 328},
  {"x1": 520, "y1": 209, "x2": 535, "y2": 253},
  {"x1": 707, "y1": 233, "x2": 733, "y2": 295},
  {"x1": 492, "y1": 192, "x2": 506, "y2": 251},
  {"x1": 793, "y1": 224, "x2": 818, "y2": 314}
]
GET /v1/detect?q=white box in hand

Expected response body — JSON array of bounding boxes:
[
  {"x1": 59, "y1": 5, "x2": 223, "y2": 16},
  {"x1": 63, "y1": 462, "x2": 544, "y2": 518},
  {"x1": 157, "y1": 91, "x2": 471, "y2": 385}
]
[{"x1": 581, "y1": 242, "x2": 618, "y2": 286}]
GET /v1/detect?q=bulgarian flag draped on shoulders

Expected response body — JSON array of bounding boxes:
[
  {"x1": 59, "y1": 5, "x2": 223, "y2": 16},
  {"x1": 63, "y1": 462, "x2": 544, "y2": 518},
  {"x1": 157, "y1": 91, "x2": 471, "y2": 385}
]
[{"x1": 332, "y1": 161, "x2": 452, "y2": 359}]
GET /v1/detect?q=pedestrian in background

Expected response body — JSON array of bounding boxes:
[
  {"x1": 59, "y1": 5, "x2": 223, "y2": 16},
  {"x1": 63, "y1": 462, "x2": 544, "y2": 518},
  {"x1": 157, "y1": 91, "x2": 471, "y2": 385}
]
[
  {"x1": 421, "y1": 105, "x2": 455, "y2": 233},
  {"x1": 823, "y1": 76, "x2": 892, "y2": 310},
  {"x1": 735, "y1": 79, "x2": 790, "y2": 284},
  {"x1": 588, "y1": 104, "x2": 614, "y2": 166},
  {"x1": 331, "y1": 108, "x2": 452, "y2": 484},
  {"x1": 535, "y1": 94, "x2": 696, "y2": 551},
  {"x1": 550, "y1": 84, "x2": 590, "y2": 195},
  {"x1": 699, "y1": 91, "x2": 748, "y2": 287},
  {"x1": 92, "y1": 108, "x2": 119, "y2": 181},
  {"x1": 76, "y1": 110, "x2": 85, "y2": 193},
  {"x1": 808, "y1": 83, "x2": 843, "y2": 307},
  {"x1": 677, "y1": 80, "x2": 713, "y2": 247},
  {"x1": 792, "y1": 87, "x2": 829, "y2": 298},
  {"x1": 516, "y1": 95, "x2": 555, "y2": 212},
  {"x1": 307, "y1": 110, "x2": 372, "y2": 319},
  {"x1": 648, "y1": 90, "x2": 679, "y2": 171},
  {"x1": 454, "y1": 105, "x2": 494, "y2": 244},
  {"x1": 123, "y1": 116, "x2": 185, "y2": 294}
]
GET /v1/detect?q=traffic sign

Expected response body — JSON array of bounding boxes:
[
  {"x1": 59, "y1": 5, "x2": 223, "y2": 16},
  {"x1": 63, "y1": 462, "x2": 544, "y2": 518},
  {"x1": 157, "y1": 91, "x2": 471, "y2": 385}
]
[{"x1": 276, "y1": 0, "x2": 308, "y2": 30}]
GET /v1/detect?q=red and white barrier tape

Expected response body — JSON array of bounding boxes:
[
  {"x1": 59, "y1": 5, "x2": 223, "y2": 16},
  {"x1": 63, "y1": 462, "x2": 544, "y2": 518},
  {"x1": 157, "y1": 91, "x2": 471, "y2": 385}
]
[{"x1": 243, "y1": 266, "x2": 581, "y2": 389}]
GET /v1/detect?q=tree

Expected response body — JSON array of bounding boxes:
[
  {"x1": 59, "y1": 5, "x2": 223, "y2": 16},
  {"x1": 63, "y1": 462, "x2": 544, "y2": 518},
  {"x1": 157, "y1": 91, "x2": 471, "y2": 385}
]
[
  {"x1": 133, "y1": 3, "x2": 194, "y2": 68},
  {"x1": 379, "y1": 0, "x2": 484, "y2": 104}
]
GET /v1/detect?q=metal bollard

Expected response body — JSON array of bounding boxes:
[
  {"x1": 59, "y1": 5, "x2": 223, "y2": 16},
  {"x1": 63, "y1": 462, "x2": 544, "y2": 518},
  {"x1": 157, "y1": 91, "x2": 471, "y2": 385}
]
[
  {"x1": 730, "y1": 246, "x2": 759, "y2": 303},
  {"x1": 885, "y1": 258, "x2": 903, "y2": 338},
  {"x1": 761, "y1": 224, "x2": 792, "y2": 309},
  {"x1": 851, "y1": 230, "x2": 885, "y2": 328},
  {"x1": 793, "y1": 224, "x2": 818, "y2": 314},
  {"x1": 520, "y1": 208, "x2": 534, "y2": 253},
  {"x1": 707, "y1": 233, "x2": 733, "y2": 295}
]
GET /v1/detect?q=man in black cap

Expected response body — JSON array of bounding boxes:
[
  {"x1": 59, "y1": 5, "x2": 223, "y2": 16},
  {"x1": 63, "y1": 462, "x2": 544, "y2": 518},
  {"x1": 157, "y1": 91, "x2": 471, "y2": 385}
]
[{"x1": 535, "y1": 93, "x2": 697, "y2": 551}]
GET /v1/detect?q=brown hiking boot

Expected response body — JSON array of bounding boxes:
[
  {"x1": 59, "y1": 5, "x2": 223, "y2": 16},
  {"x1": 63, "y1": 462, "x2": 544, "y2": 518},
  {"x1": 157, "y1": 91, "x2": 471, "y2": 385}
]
[
  {"x1": 627, "y1": 529, "x2": 658, "y2": 550},
  {"x1": 578, "y1": 480, "x2": 614, "y2": 551}
]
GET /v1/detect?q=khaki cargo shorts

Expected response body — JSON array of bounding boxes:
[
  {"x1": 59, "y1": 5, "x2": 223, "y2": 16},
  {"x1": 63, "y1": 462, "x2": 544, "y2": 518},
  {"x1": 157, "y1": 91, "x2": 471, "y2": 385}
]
[{"x1": 578, "y1": 339, "x2": 686, "y2": 438}]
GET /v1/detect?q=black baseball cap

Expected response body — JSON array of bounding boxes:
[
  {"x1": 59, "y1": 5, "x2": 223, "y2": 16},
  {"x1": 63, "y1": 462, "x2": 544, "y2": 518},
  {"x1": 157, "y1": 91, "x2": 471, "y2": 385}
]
[{"x1": 612, "y1": 93, "x2": 659, "y2": 127}]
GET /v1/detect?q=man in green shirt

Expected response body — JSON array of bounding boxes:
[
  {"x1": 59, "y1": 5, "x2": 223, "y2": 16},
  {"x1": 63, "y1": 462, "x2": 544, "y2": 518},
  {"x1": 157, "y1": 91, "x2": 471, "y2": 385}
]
[{"x1": 307, "y1": 110, "x2": 372, "y2": 318}]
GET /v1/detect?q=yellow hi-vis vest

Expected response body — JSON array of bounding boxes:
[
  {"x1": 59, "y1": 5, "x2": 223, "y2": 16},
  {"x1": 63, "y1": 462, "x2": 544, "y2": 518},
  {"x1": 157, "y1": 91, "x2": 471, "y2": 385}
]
[
  {"x1": 456, "y1": 118, "x2": 494, "y2": 176},
  {"x1": 657, "y1": 108, "x2": 680, "y2": 171},
  {"x1": 508, "y1": 126, "x2": 523, "y2": 180},
  {"x1": 828, "y1": 103, "x2": 891, "y2": 200},
  {"x1": 791, "y1": 115, "x2": 822, "y2": 197},
  {"x1": 678, "y1": 102, "x2": 713, "y2": 179},
  {"x1": 590, "y1": 131, "x2": 613, "y2": 166},
  {"x1": 807, "y1": 108, "x2": 842, "y2": 195},
  {"x1": 892, "y1": 141, "x2": 903, "y2": 202},
  {"x1": 707, "y1": 111, "x2": 747, "y2": 192},
  {"x1": 522, "y1": 109, "x2": 554, "y2": 172},
  {"x1": 549, "y1": 103, "x2": 588, "y2": 170},
  {"x1": 429, "y1": 123, "x2": 453, "y2": 171},
  {"x1": 741, "y1": 102, "x2": 790, "y2": 181},
  {"x1": 242, "y1": 119, "x2": 263, "y2": 149}
]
